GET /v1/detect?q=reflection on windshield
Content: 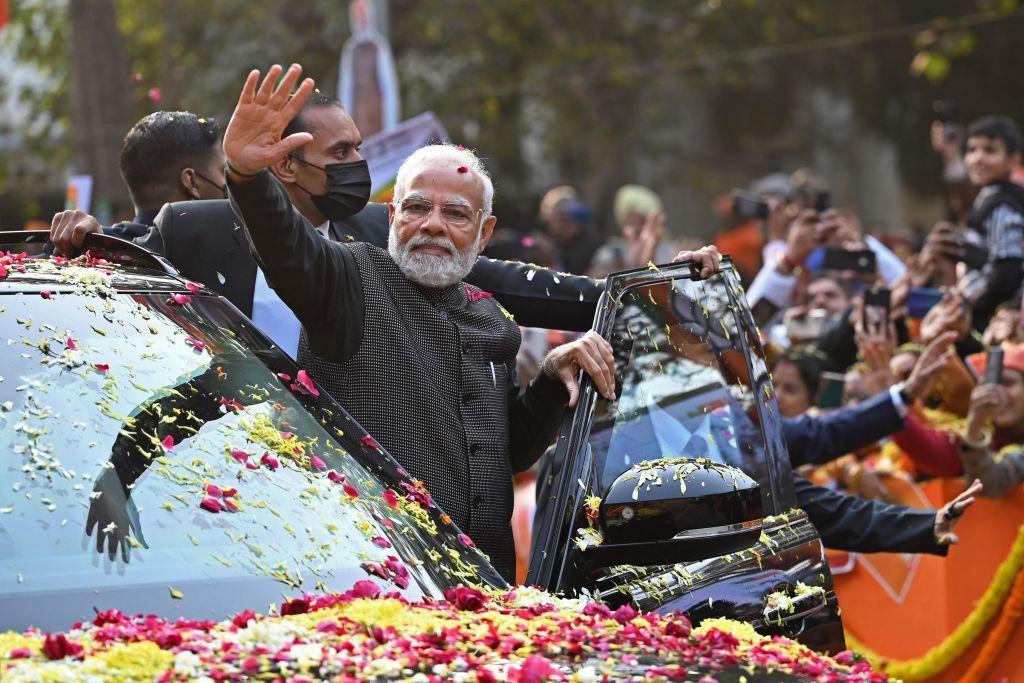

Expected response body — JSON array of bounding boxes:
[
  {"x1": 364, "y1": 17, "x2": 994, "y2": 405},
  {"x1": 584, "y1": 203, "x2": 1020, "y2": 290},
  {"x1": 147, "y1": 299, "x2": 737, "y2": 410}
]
[
  {"x1": 0, "y1": 273, "x2": 501, "y2": 631},
  {"x1": 589, "y1": 277, "x2": 771, "y2": 503}
]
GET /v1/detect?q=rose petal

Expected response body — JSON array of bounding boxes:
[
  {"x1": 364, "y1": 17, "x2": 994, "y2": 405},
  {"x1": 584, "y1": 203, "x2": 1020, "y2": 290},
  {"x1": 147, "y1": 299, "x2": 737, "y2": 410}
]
[
  {"x1": 230, "y1": 449, "x2": 250, "y2": 463},
  {"x1": 41, "y1": 290, "x2": 52, "y2": 299},
  {"x1": 342, "y1": 482, "x2": 359, "y2": 499},
  {"x1": 161, "y1": 435, "x2": 175, "y2": 451},
  {"x1": 310, "y1": 455, "x2": 327, "y2": 470},
  {"x1": 185, "y1": 281, "x2": 203, "y2": 294},
  {"x1": 260, "y1": 453, "x2": 279, "y2": 471},
  {"x1": 200, "y1": 497, "x2": 222, "y2": 513},
  {"x1": 293, "y1": 369, "x2": 320, "y2": 397},
  {"x1": 65, "y1": 337, "x2": 78, "y2": 350},
  {"x1": 205, "y1": 483, "x2": 223, "y2": 497},
  {"x1": 327, "y1": 470, "x2": 344, "y2": 484},
  {"x1": 168, "y1": 293, "x2": 192, "y2": 306}
]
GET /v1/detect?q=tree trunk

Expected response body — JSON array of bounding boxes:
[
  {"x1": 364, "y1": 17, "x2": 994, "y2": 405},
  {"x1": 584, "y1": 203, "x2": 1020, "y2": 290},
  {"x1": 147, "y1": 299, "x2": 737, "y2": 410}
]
[{"x1": 68, "y1": 0, "x2": 133, "y2": 219}]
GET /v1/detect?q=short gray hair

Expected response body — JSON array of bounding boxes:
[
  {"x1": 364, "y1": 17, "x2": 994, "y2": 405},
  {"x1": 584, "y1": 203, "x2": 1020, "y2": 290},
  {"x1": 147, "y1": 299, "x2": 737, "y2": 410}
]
[{"x1": 392, "y1": 143, "x2": 494, "y2": 219}]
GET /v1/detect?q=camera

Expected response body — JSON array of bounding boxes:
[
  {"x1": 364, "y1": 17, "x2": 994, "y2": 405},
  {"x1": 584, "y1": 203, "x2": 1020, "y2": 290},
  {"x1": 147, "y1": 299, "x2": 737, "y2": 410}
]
[{"x1": 731, "y1": 190, "x2": 769, "y2": 220}]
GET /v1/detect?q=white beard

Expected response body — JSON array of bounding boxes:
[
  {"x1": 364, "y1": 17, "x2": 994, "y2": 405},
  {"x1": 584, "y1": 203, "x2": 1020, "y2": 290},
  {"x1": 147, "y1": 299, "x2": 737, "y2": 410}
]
[{"x1": 388, "y1": 227, "x2": 481, "y2": 288}]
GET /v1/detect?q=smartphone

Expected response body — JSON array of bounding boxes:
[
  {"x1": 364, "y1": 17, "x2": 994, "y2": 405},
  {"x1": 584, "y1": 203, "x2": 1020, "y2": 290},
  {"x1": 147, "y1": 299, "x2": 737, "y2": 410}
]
[
  {"x1": 814, "y1": 191, "x2": 831, "y2": 213},
  {"x1": 864, "y1": 286, "x2": 891, "y2": 324},
  {"x1": 985, "y1": 347, "x2": 1005, "y2": 385},
  {"x1": 823, "y1": 247, "x2": 877, "y2": 274},
  {"x1": 907, "y1": 287, "x2": 944, "y2": 319},
  {"x1": 817, "y1": 371, "x2": 846, "y2": 409},
  {"x1": 732, "y1": 190, "x2": 769, "y2": 220},
  {"x1": 785, "y1": 308, "x2": 829, "y2": 341}
]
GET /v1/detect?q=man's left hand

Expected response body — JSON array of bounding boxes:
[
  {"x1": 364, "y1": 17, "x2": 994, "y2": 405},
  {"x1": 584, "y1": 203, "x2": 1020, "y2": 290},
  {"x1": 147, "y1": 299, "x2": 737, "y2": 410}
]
[
  {"x1": 671, "y1": 245, "x2": 721, "y2": 279},
  {"x1": 542, "y1": 330, "x2": 616, "y2": 408},
  {"x1": 934, "y1": 478, "x2": 982, "y2": 545}
]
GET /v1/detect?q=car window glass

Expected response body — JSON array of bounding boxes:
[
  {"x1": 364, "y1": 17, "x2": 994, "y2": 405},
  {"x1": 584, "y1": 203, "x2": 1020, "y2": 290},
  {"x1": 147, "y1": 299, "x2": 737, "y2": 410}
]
[
  {"x1": 588, "y1": 276, "x2": 773, "y2": 509},
  {"x1": 0, "y1": 288, "x2": 501, "y2": 631}
]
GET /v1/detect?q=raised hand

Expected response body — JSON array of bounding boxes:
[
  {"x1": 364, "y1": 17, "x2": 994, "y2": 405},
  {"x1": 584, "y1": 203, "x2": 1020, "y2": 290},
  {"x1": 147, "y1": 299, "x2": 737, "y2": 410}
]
[
  {"x1": 934, "y1": 478, "x2": 982, "y2": 545},
  {"x1": 903, "y1": 330, "x2": 958, "y2": 402},
  {"x1": 223, "y1": 64, "x2": 317, "y2": 177}
]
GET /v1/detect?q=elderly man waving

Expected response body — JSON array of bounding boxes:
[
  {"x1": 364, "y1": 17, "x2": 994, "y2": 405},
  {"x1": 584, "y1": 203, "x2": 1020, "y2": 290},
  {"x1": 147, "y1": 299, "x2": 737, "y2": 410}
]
[{"x1": 223, "y1": 64, "x2": 616, "y2": 581}]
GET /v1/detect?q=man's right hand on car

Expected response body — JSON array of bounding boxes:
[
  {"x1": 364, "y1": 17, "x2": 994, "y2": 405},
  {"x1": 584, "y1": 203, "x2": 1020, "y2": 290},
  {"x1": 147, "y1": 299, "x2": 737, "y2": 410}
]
[{"x1": 50, "y1": 209, "x2": 102, "y2": 257}]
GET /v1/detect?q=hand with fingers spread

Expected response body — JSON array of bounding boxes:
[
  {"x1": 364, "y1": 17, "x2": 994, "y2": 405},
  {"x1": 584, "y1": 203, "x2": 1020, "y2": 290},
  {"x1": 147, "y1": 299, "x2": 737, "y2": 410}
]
[
  {"x1": 50, "y1": 209, "x2": 102, "y2": 257},
  {"x1": 903, "y1": 330, "x2": 958, "y2": 402},
  {"x1": 541, "y1": 330, "x2": 616, "y2": 408},
  {"x1": 671, "y1": 244, "x2": 720, "y2": 279},
  {"x1": 223, "y1": 63, "x2": 317, "y2": 179},
  {"x1": 934, "y1": 479, "x2": 982, "y2": 545}
]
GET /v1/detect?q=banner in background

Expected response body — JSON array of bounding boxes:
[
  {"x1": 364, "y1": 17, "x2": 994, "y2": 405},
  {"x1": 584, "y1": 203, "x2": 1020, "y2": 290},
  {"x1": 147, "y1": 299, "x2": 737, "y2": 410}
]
[
  {"x1": 360, "y1": 112, "x2": 448, "y2": 203},
  {"x1": 338, "y1": 0, "x2": 400, "y2": 137},
  {"x1": 65, "y1": 175, "x2": 93, "y2": 213}
]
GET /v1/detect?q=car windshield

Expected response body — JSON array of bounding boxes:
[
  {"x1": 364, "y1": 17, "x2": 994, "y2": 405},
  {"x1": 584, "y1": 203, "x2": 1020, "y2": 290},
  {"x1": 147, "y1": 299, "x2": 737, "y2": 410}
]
[{"x1": 0, "y1": 272, "x2": 503, "y2": 632}]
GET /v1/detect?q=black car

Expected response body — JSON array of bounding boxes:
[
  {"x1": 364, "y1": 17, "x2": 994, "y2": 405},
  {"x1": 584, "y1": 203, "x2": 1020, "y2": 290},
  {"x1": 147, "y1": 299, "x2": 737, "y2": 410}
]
[
  {"x1": 0, "y1": 233, "x2": 841, "y2": 659},
  {"x1": 527, "y1": 259, "x2": 845, "y2": 653}
]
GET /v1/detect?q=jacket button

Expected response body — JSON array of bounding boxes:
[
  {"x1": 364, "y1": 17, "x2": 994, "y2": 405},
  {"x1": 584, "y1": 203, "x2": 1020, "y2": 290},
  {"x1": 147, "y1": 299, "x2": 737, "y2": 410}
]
[
  {"x1": 462, "y1": 393, "x2": 473, "y2": 404},
  {"x1": 472, "y1": 495, "x2": 483, "y2": 509},
  {"x1": 462, "y1": 340, "x2": 471, "y2": 353},
  {"x1": 438, "y1": 310, "x2": 449, "y2": 321},
  {"x1": 469, "y1": 443, "x2": 480, "y2": 455}
]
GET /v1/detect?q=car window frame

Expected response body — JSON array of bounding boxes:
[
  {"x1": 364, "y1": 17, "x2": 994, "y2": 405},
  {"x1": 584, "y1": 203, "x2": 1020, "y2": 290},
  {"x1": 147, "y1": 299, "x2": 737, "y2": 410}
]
[{"x1": 527, "y1": 258, "x2": 792, "y2": 592}]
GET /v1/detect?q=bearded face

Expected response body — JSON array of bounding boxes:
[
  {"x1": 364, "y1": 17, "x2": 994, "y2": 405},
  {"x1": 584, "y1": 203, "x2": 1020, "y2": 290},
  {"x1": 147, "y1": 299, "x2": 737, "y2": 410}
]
[{"x1": 388, "y1": 223, "x2": 483, "y2": 288}]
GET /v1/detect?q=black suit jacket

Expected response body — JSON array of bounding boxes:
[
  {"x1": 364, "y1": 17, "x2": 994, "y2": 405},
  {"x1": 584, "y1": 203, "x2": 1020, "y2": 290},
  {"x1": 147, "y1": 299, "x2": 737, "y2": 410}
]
[{"x1": 133, "y1": 199, "x2": 603, "y2": 328}]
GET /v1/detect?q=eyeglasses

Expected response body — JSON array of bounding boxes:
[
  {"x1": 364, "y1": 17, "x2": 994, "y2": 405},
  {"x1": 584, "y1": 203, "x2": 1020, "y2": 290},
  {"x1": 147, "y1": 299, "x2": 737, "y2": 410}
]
[
  {"x1": 194, "y1": 170, "x2": 227, "y2": 197},
  {"x1": 396, "y1": 199, "x2": 481, "y2": 230}
]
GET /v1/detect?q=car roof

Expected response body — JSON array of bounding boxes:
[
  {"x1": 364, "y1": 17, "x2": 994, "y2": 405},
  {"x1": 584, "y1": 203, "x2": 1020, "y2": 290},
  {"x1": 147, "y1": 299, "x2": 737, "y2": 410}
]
[{"x1": 0, "y1": 231, "x2": 194, "y2": 293}]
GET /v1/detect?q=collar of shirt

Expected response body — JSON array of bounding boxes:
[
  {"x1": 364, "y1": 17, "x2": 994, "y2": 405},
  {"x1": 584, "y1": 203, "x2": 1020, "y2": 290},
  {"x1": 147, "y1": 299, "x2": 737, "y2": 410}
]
[{"x1": 316, "y1": 221, "x2": 330, "y2": 238}]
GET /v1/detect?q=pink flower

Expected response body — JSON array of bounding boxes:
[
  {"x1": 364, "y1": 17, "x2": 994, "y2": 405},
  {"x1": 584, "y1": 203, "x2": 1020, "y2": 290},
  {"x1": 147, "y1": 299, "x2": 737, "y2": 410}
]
[
  {"x1": 382, "y1": 489, "x2": 399, "y2": 509},
  {"x1": 260, "y1": 452, "x2": 279, "y2": 470},
  {"x1": 509, "y1": 654, "x2": 556, "y2": 683},
  {"x1": 327, "y1": 470, "x2": 344, "y2": 484},
  {"x1": 161, "y1": 435, "x2": 175, "y2": 451},
  {"x1": 9, "y1": 647, "x2": 31, "y2": 659},
  {"x1": 612, "y1": 604, "x2": 638, "y2": 624},
  {"x1": 444, "y1": 586, "x2": 488, "y2": 611},
  {"x1": 457, "y1": 533, "x2": 476, "y2": 549},
  {"x1": 280, "y1": 597, "x2": 309, "y2": 615},
  {"x1": 242, "y1": 656, "x2": 260, "y2": 675},
  {"x1": 93, "y1": 363, "x2": 110, "y2": 372},
  {"x1": 147, "y1": 87, "x2": 162, "y2": 103},
  {"x1": 65, "y1": 337, "x2": 77, "y2": 350},
  {"x1": 279, "y1": 431, "x2": 295, "y2": 440},
  {"x1": 372, "y1": 536, "x2": 391, "y2": 548},
  {"x1": 342, "y1": 482, "x2": 360, "y2": 499},
  {"x1": 42, "y1": 633, "x2": 83, "y2": 660},
  {"x1": 310, "y1": 455, "x2": 327, "y2": 470},
  {"x1": 231, "y1": 610, "x2": 256, "y2": 629},
  {"x1": 184, "y1": 337, "x2": 205, "y2": 351},
  {"x1": 351, "y1": 580, "x2": 381, "y2": 598},
  {"x1": 463, "y1": 284, "x2": 494, "y2": 302},
  {"x1": 205, "y1": 483, "x2": 223, "y2": 497},
  {"x1": 230, "y1": 449, "x2": 250, "y2": 464},
  {"x1": 290, "y1": 369, "x2": 319, "y2": 397},
  {"x1": 167, "y1": 293, "x2": 191, "y2": 306},
  {"x1": 41, "y1": 290, "x2": 52, "y2": 299},
  {"x1": 200, "y1": 497, "x2": 222, "y2": 513}
]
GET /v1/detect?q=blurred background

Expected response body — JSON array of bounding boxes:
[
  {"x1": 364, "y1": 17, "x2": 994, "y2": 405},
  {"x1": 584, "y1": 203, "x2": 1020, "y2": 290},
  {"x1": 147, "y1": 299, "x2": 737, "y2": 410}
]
[{"x1": 1, "y1": 0, "x2": 1022, "y2": 245}]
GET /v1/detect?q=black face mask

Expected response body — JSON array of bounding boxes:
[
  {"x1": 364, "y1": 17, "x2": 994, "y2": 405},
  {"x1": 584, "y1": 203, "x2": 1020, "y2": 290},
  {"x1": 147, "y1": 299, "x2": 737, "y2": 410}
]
[{"x1": 292, "y1": 157, "x2": 372, "y2": 220}]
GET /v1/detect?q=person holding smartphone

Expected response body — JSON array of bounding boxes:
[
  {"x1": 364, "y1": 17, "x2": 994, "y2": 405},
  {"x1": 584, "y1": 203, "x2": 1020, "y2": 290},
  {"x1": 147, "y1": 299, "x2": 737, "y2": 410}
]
[{"x1": 956, "y1": 343, "x2": 1024, "y2": 496}]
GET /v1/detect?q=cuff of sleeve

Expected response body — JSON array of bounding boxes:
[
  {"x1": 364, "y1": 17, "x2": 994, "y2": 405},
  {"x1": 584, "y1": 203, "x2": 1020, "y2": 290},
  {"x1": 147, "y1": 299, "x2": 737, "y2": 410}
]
[
  {"x1": 889, "y1": 383, "x2": 910, "y2": 419},
  {"x1": 530, "y1": 371, "x2": 570, "y2": 405},
  {"x1": 226, "y1": 168, "x2": 273, "y2": 198}
]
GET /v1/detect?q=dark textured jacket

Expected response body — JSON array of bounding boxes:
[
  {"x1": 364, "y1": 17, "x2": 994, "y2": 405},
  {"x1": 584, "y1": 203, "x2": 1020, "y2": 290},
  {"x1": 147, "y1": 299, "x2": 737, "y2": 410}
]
[{"x1": 227, "y1": 170, "x2": 569, "y2": 582}]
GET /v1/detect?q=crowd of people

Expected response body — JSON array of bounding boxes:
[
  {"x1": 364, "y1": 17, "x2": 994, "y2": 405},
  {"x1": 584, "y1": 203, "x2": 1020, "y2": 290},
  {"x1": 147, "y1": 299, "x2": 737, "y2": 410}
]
[{"x1": 45, "y1": 63, "x2": 1022, "y2": 589}]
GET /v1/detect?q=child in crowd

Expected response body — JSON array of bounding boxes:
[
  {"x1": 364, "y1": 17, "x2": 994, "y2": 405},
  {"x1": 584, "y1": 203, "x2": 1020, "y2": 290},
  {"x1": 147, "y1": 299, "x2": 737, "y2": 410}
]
[{"x1": 961, "y1": 116, "x2": 1024, "y2": 326}]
